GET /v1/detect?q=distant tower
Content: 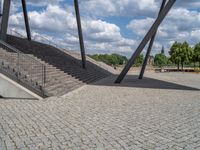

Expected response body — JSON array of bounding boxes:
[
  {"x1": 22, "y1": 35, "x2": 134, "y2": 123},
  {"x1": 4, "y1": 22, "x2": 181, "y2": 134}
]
[{"x1": 161, "y1": 45, "x2": 165, "y2": 54}]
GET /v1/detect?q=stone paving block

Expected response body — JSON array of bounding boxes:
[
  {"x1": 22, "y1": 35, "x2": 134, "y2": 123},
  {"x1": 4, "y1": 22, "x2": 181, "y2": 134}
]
[{"x1": 0, "y1": 73, "x2": 200, "y2": 149}]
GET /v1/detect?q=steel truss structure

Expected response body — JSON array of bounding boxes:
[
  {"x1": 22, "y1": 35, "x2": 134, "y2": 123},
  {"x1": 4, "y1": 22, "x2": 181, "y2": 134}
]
[
  {"x1": 0, "y1": 0, "x2": 176, "y2": 77},
  {"x1": 139, "y1": 0, "x2": 166, "y2": 80},
  {"x1": 0, "y1": 0, "x2": 86, "y2": 69},
  {"x1": 115, "y1": 0, "x2": 176, "y2": 83}
]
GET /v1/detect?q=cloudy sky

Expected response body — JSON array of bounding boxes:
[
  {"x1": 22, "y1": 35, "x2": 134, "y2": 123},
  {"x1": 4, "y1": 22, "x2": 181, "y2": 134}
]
[{"x1": 6, "y1": 0, "x2": 200, "y2": 57}]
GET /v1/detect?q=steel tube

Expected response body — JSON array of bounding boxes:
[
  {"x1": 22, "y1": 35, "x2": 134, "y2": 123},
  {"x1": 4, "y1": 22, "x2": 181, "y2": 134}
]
[
  {"x1": 0, "y1": 0, "x2": 11, "y2": 41},
  {"x1": 74, "y1": 0, "x2": 86, "y2": 69},
  {"x1": 139, "y1": 0, "x2": 166, "y2": 79},
  {"x1": 21, "y1": 0, "x2": 31, "y2": 40}
]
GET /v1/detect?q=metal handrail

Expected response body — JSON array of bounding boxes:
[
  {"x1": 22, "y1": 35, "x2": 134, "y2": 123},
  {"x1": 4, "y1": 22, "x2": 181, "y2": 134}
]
[
  {"x1": 8, "y1": 29, "x2": 25, "y2": 39},
  {"x1": 9, "y1": 29, "x2": 81, "y2": 55},
  {"x1": 32, "y1": 34, "x2": 83, "y2": 62},
  {"x1": 33, "y1": 34, "x2": 68, "y2": 52},
  {"x1": 8, "y1": 29, "x2": 116, "y2": 74},
  {"x1": 8, "y1": 28, "x2": 79, "y2": 55},
  {"x1": 8, "y1": 29, "x2": 117, "y2": 74},
  {"x1": 0, "y1": 39, "x2": 46, "y2": 92},
  {"x1": 10, "y1": 29, "x2": 116, "y2": 73},
  {"x1": 0, "y1": 39, "x2": 45, "y2": 64}
]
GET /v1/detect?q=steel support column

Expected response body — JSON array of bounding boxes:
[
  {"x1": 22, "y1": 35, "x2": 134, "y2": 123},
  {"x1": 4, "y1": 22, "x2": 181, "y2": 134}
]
[
  {"x1": 139, "y1": 0, "x2": 166, "y2": 79},
  {"x1": 74, "y1": 0, "x2": 86, "y2": 69},
  {"x1": 115, "y1": 0, "x2": 176, "y2": 83},
  {"x1": 21, "y1": 0, "x2": 31, "y2": 40},
  {"x1": 0, "y1": 0, "x2": 2, "y2": 17},
  {"x1": 0, "y1": 0, "x2": 11, "y2": 41}
]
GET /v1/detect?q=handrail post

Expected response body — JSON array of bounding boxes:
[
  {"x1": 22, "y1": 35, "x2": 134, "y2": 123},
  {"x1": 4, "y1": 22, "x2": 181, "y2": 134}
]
[
  {"x1": 0, "y1": 40, "x2": 46, "y2": 97},
  {"x1": 17, "y1": 52, "x2": 20, "y2": 78},
  {"x1": 42, "y1": 65, "x2": 46, "y2": 89}
]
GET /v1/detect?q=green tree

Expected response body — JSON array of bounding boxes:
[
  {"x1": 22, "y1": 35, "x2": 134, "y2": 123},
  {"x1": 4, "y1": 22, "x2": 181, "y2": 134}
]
[
  {"x1": 134, "y1": 54, "x2": 144, "y2": 67},
  {"x1": 154, "y1": 53, "x2": 168, "y2": 68},
  {"x1": 180, "y1": 42, "x2": 193, "y2": 69},
  {"x1": 194, "y1": 42, "x2": 200, "y2": 67},
  {"x1": 169, "y1": 41, "x2": 182, "y2": 70},
  {"x1": 110, "y1": 54, "x2": 128, "y2": 65},
  {"x1": 169, "y1": 41, "x2": 193, "y2": 70},
  {"x1": 89, "y1": 53, "x2": 128, "y2": 66}
]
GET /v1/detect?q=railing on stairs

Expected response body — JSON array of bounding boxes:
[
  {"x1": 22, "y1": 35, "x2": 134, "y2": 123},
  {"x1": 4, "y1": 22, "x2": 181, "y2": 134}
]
[
  {"x1": 8, "y1": 29, "x2": 116, "y2": 74},
  {"x1": 0, "y1": 39, "x2": 47, "y2": 97},
  {"x1": 33, "y1": 35, "x2": 83, "y2": 60},
  {"x1": 8, "y1": 29, "x2": 82, "y2": 60},
  {"x1": 8, "y1": 29, "x2": 25, "y2": 39}
]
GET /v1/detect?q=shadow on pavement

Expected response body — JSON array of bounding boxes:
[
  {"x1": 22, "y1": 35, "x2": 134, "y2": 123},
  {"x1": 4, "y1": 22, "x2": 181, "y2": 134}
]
[{"x1": 91, "y1": 75, "x2": 200, "y2": 91}]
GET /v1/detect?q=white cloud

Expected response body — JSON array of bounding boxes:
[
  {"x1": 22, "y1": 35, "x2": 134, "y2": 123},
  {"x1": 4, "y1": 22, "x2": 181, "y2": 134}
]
[
  {"x1": 127, "y1": 18, "x2": 154, "y2": 36},
  {"x1": 127, "y1": 6, "x2": 200, "y2": 54},
  {"x1": 8, "y1": 0, "x2": 200, "y2": 56},
  {"x1": 176, "y1": 0, "x2": 200, "y2": 9},
  {"x1": 9, "y1": 4, "x2": 136, "y2": 55},
  {"x1": 80, "y1": 0, "x2": 159, "y2": 17}
]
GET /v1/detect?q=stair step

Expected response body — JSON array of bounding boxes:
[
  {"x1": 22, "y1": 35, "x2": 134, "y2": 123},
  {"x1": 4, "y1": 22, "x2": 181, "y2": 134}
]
[
  {"x1": 3, "y1": 35, "x2": 111, "y2": 96},
  {"x1": 46, "y1": 80, "x2": 82, "y2": 91},
  {"x1": 48, "y1": 83, "x2": 84, "y2": 96}
]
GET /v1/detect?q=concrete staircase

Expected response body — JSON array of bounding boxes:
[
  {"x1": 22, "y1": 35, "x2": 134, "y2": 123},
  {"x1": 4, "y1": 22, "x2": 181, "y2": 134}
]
[{"x1": 3, "y1": 35, "x2": 112, "y2": 96}]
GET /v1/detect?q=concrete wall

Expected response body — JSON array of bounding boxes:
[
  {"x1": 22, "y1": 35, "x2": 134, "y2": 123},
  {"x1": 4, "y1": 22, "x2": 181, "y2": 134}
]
[{"x1": 0, "y1": 73, "x2": 42, "y2": 100}]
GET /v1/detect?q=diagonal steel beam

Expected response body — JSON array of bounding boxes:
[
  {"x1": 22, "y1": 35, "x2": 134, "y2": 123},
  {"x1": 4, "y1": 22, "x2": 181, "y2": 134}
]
[
  {"x1": 115, "y1": 0, "x2": 176, "y2": 83},
  {"x1": 21, "y1": 0, "x2": 31, "y2": 40},
  {"x1": 0, "y1": 0, "x2": 11, "y2": 41},
  {"x1": 139, "y1": 0, "x2": 166, "y2": 79},
  {"x1": 74, "y1": 0, "x2": 86, "y2": 69},
  {"x1": 0, "y1": 0, "x2": 2, "y2": 17}
]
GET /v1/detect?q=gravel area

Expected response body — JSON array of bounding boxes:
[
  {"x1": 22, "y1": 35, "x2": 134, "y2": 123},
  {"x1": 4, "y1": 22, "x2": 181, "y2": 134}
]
[{"x1": 0, "y1": 72, "x2": 200, "y2": 150}]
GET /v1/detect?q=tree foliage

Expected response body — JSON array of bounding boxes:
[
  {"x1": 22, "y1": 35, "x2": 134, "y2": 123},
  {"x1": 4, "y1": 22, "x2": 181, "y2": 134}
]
[
  {"x1": 154, "y1": 53, "x2": 168, "y2": 67},
  {"x1": 90, "y1": 54, "x2": 145, "y2": 67},
  {"x1": 89, "y1": 53, "x2": 128, "y2": 66},
  {"x1": 194, "y1": 42, "x2": 200, "y2": 67},
  {"x1": 169, "y1": 41, "x2": 193, "y2": 70},
  {"x1": 89, "y1": 41, "x2": 200, "y2": 69},
  {"x1": 134, "y1": 54, "x2": 144, "y2": 67}
]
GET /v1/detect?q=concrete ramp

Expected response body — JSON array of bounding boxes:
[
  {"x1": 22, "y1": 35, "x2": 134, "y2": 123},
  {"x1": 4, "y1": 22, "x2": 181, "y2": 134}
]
[{"x1": 0, "y1": 73, "x2": 42, "y2": 100}]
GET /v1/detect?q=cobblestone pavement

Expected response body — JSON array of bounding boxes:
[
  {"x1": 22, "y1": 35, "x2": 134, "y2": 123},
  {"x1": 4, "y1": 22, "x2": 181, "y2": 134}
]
[{"x1": 0, "y1": 72, "x2": 200, "y2": 150}]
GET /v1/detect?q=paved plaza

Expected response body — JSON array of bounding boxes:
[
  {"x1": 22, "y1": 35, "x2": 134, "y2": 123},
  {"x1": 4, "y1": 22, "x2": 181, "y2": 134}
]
[{"x1": 0, "y1": 72, "x2": 200, "y2": 150}]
